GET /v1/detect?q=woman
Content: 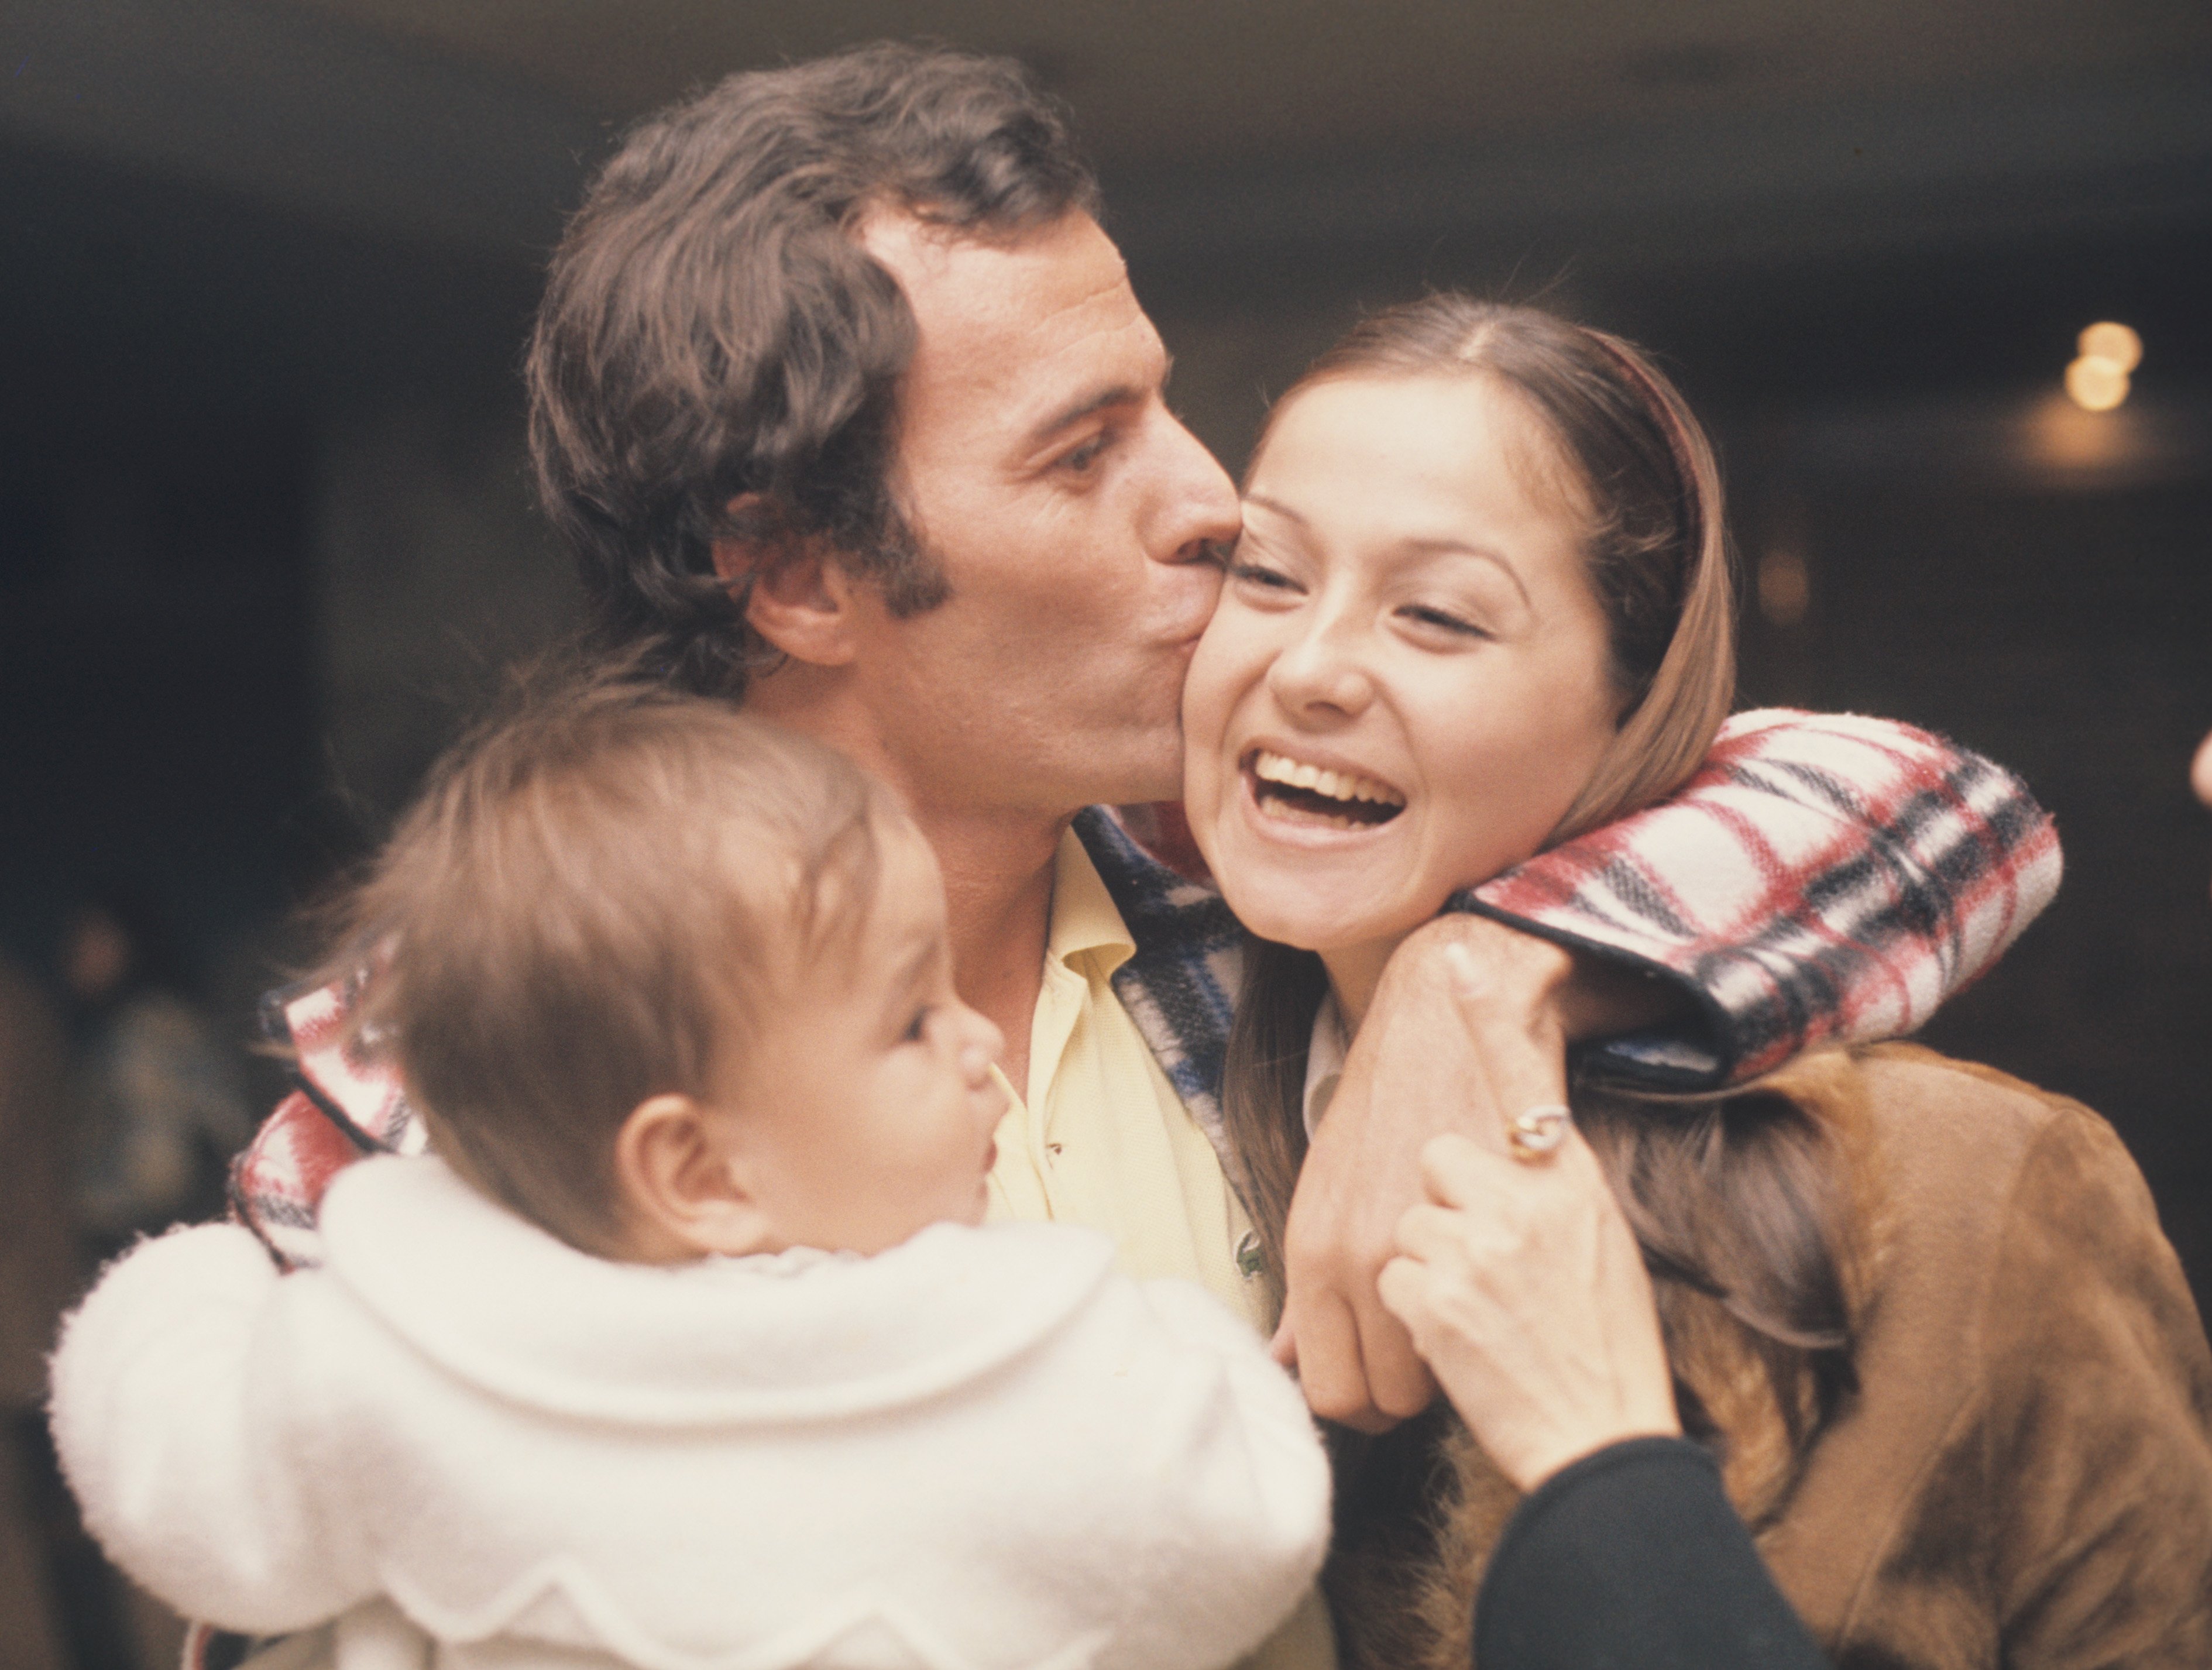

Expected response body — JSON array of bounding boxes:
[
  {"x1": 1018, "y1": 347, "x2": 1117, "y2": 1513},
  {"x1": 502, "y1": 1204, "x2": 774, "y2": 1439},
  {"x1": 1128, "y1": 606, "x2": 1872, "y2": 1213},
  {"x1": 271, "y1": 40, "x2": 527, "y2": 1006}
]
[{"x1": 1180, "y1": 296, "x2": 2212, "y2": 1668}]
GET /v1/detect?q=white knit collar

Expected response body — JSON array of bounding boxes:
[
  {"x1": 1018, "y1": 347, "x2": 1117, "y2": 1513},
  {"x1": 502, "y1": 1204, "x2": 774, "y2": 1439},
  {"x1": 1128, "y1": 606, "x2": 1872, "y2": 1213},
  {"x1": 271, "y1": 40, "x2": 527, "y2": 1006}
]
[{"x1": 318, "y1": 1155, "x2": 1117, "y2": 1425}]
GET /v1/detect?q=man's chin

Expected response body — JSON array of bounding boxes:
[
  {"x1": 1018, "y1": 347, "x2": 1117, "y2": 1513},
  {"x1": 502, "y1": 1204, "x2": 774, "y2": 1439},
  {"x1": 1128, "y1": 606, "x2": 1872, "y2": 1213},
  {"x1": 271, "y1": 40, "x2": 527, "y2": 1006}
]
[{"x1": 1090, "y1": 738, "x2": 1187, "y2": 809}]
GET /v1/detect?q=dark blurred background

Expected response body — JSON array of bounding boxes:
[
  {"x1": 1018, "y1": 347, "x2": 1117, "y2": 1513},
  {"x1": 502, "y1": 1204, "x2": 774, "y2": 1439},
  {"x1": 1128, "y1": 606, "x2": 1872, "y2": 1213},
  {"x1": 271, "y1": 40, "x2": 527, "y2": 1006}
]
[{"x1": 0, "y1": 11, "x2": 2207, "y2": 1654}]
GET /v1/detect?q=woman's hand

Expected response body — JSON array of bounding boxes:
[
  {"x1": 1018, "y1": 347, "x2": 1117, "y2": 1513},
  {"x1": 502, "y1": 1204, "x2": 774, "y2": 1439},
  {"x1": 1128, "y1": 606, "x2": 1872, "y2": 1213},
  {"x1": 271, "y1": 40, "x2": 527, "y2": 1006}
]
[
  {"x1": 1380, "y1": 1127, "x2": 1681, "y2": 1492},
  {"x1": 1375, "y1": 942, "x2": 1680, "y2": 1492},
  {"x1": 1275, "y1": 915, "x2": 1577, "y2": 1431},
  {"x1": 1274, "y1": 912, "x2": 1683, "y2": 1432}
]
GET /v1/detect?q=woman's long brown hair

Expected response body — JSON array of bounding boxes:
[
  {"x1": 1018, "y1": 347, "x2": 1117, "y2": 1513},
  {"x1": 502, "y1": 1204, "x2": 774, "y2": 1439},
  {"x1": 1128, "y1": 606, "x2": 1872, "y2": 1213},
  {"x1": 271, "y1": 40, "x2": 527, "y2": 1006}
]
[{"x1": 1221, "y1": 297, "x2": 1859, "y2": 1475}]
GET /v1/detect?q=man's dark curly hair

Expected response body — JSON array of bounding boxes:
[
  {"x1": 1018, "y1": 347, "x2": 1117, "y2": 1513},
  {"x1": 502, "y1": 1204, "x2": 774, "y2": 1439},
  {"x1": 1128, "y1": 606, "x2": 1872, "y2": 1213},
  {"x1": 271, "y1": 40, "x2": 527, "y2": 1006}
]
[{"x1": 524, "y1": 43, "x2": 1100, "y2": 699}]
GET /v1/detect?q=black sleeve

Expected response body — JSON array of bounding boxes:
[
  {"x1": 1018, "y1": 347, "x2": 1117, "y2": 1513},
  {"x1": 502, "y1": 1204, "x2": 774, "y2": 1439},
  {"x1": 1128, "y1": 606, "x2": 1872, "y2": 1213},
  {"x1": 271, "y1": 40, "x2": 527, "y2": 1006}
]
[{"x1": 1474, "y1": 1437, "x2": 1828, "y2": 1670}]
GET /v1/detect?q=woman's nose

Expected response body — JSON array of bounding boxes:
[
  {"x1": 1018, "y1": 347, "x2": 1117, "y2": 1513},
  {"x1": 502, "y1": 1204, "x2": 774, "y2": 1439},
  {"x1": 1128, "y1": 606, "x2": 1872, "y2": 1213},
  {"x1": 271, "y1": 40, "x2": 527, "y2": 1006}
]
[{"x1": 1266, "y1": 616, "x2": 1375, "y2": 718}]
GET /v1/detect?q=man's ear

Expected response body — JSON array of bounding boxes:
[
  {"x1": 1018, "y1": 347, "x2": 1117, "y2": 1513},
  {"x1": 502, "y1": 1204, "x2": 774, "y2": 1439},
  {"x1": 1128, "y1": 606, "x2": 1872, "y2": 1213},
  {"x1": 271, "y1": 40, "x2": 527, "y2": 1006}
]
[
  {"x1": 612, "y1": 1092, "x2": 780, "y2": 1261},
  {"x1": 712, "y1": 493, "x2": 858, "y2": 669}
]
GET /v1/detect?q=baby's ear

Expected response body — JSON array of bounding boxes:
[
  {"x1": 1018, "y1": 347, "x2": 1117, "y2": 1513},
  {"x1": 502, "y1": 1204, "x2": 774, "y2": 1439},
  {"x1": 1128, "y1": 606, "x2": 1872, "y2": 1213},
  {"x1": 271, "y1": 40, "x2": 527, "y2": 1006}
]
[{"x1": 613, "y1": 1094, "x2": 779, "y2": 1261}]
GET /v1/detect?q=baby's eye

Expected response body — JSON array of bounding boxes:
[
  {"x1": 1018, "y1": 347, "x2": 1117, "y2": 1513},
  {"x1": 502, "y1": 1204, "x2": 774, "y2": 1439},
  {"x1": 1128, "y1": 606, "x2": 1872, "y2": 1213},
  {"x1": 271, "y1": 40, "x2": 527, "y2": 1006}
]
[{"x1": 902, "y1": 1006, "x2": 933, "y2": 1044}]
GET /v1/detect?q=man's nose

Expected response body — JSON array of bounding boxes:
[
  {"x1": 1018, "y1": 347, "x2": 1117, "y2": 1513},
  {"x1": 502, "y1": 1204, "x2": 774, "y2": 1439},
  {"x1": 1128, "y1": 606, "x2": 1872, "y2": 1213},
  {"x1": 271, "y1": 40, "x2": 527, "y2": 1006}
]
[
  {"x1": 2193, "y1": 728, "x2": 2212, "y2": 810},
  {"x1": 1153, "y1": 411, "x2": 1241, "y2": 565}
]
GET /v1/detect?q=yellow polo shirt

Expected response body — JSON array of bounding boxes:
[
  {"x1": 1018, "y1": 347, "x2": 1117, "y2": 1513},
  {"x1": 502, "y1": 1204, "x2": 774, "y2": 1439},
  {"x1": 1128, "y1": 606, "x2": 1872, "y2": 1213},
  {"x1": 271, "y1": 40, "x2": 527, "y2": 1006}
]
[{"x1": 984, "y1": 828, "x2": 1336, "y2": 1670}]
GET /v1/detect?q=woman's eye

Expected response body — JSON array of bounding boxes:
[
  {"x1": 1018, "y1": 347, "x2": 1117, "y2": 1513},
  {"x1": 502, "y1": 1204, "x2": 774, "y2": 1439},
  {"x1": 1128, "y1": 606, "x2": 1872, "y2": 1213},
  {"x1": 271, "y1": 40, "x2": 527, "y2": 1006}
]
[
  {"x1": 902, "y1": 1007, "x2": 933, "y2": 1044},
  {"x1": 1228, "y1": 561, "x2": 1299, "y2": 593},
  {"x1": 1402, "y1": 603, "x2": 1490, "y2": 639}
]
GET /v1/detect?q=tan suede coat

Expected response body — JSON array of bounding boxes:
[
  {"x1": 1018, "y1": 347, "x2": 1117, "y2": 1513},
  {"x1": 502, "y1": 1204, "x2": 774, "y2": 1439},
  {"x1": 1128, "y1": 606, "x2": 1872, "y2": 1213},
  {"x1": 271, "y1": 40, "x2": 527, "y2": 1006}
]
[{"x1": 1327, "y1": 1044, "x2": 2212, "y2": 1670}]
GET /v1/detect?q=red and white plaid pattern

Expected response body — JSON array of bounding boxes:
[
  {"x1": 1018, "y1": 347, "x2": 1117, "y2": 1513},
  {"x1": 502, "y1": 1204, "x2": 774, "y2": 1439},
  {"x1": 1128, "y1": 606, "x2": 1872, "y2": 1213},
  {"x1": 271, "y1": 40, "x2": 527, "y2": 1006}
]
[
  {"x1": 1466, "y1": 710, "x2": 2060, "y2": 1083},
  {"x1": 226, "y1": 973, "x2": 429, "y2": 1273},
  {"x1": 281, "y1": 972, "x2": 423, "y2": 1154}
]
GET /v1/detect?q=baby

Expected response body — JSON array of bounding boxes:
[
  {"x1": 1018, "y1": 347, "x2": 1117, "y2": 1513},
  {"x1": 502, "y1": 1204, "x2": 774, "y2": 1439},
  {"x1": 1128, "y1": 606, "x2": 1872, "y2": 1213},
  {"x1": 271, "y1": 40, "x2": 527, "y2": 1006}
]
[{"x1": 49, "y1": 676, "x2": 1328, "y2": 1670}]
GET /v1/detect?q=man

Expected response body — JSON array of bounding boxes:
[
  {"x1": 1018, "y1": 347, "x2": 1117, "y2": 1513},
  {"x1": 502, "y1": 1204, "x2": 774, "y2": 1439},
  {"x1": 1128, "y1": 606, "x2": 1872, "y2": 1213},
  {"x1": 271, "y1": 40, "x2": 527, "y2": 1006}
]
[{"x1": 214, "y1": 42, "x2": 2056, "y2": 1670}]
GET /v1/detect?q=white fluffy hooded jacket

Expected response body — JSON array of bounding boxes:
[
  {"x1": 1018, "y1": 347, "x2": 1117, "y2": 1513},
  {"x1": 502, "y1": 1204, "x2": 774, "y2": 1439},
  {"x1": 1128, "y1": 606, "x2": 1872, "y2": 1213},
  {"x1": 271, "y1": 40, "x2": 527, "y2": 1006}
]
[{"x1": 49, "y1": 1155, "x2": 1330, "y2": 1670}]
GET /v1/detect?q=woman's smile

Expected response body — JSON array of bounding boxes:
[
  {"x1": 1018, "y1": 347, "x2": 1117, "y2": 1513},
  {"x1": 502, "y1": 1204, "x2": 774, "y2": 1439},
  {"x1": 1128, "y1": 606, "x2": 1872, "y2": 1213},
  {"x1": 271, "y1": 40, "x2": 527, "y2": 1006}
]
[{"x1": 1243, "y1": 745, "x2": 1408, "y2": 833}]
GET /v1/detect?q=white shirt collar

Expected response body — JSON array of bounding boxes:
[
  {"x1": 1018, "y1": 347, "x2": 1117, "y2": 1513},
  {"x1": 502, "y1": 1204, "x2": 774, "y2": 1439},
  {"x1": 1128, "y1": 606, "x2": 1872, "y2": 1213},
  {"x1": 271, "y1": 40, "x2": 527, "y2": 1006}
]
[{"x1": 1300, "y1": 991, "x2": 1349, "y2": 1142}]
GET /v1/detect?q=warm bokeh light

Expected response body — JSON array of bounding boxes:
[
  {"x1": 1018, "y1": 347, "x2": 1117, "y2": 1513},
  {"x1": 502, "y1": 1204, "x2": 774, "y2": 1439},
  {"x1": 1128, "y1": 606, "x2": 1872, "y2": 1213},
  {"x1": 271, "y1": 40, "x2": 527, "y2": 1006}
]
[
  {"x1": 2077, "y1": 321, "x2": 2142, "y2": 373},
  {"x1": 2065, "y1": 354, "x2": 2129, "y2": 412},
  {"x1": 1756, "y1": 547, "x2": 1811, "y2": 628},
  {"x1": 2027, "y1": 391, "x2": 2132, "y2": 471}
]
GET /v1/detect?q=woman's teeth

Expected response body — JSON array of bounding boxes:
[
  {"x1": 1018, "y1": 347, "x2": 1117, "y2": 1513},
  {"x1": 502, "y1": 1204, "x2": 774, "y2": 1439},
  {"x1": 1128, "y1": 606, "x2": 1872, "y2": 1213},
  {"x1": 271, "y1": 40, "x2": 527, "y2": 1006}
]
[{"x1": 1249, "y1": 750, "x2": 1406, "y2": 828}]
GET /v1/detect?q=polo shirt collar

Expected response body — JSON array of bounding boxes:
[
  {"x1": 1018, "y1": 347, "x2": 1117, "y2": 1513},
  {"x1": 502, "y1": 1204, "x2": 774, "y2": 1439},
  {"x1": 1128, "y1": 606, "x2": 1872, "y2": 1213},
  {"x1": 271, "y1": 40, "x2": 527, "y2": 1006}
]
[{"x1": 1047, "y1": 824, "x2": 1136, "y2": 980}]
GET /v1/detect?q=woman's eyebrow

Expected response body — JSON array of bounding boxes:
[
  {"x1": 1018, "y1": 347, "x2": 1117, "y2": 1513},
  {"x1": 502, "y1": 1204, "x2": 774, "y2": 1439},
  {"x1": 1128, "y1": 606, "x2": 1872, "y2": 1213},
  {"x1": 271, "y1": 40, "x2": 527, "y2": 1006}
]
[
  {"x1": 1242, "y1": 492, "x2": 1307, "y2": 526},
  {"x1": 1406, "y1": 538, "x2": 1531, "y2": 607},
  {"x1": 1245, "y1": 495, "x2": 1531, "y2": 607}
]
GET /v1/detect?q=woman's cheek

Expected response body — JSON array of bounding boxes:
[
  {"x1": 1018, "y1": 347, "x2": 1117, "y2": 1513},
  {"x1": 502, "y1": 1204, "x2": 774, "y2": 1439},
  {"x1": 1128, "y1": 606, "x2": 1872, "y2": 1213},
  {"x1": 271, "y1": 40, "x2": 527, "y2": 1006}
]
[
  {"x1": 1181, "y1": 621, "x2": 1265, "y2": 877},
  {"x1": 1181, "y1": 623, "x2": 1246, "y2": 775}
]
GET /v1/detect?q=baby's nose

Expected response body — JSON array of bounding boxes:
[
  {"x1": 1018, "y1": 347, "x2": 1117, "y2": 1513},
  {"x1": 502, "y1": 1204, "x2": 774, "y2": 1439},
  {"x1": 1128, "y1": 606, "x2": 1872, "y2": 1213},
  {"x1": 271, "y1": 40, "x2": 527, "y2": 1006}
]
[
  {"x1": 959, "y1": 1042, "x2": 993, "y2": 1084},
  {"x1": 959, "y1": 1008, "x2": 1005, "y2": 1079}
]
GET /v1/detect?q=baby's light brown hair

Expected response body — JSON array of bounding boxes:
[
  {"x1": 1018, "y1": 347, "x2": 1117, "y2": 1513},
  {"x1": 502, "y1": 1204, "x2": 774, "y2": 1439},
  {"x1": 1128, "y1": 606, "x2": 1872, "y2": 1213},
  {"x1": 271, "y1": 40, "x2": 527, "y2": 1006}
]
[{"x1": 314, "y1": 668, "x2": 895, "y2": 1255}]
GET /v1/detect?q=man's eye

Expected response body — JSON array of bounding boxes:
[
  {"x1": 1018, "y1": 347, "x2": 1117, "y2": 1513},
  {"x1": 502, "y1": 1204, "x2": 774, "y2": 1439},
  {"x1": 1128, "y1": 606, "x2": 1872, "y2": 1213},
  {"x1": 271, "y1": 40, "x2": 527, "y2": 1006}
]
[
  {"x1": 903, "y1": 1007, "x2": 932, "y2": 1043},
  {"x1": 1060, "y1": 433, "x2": 1110, "y2": 473}
]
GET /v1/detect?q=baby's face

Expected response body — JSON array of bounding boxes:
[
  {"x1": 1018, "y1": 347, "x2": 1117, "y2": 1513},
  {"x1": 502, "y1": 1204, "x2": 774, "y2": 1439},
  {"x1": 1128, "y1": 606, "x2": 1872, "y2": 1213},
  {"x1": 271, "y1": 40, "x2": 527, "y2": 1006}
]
[{"x1": 720, "y1": 826, "x2": 1007, "y2": 1255}]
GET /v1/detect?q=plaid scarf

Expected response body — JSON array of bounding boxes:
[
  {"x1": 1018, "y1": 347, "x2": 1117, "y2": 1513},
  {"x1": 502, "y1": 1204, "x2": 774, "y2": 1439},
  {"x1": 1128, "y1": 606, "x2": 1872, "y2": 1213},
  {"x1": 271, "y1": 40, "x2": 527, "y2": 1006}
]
[{"x1": 194, "y1": 706, "x2": 2056, "y2": 1666}]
